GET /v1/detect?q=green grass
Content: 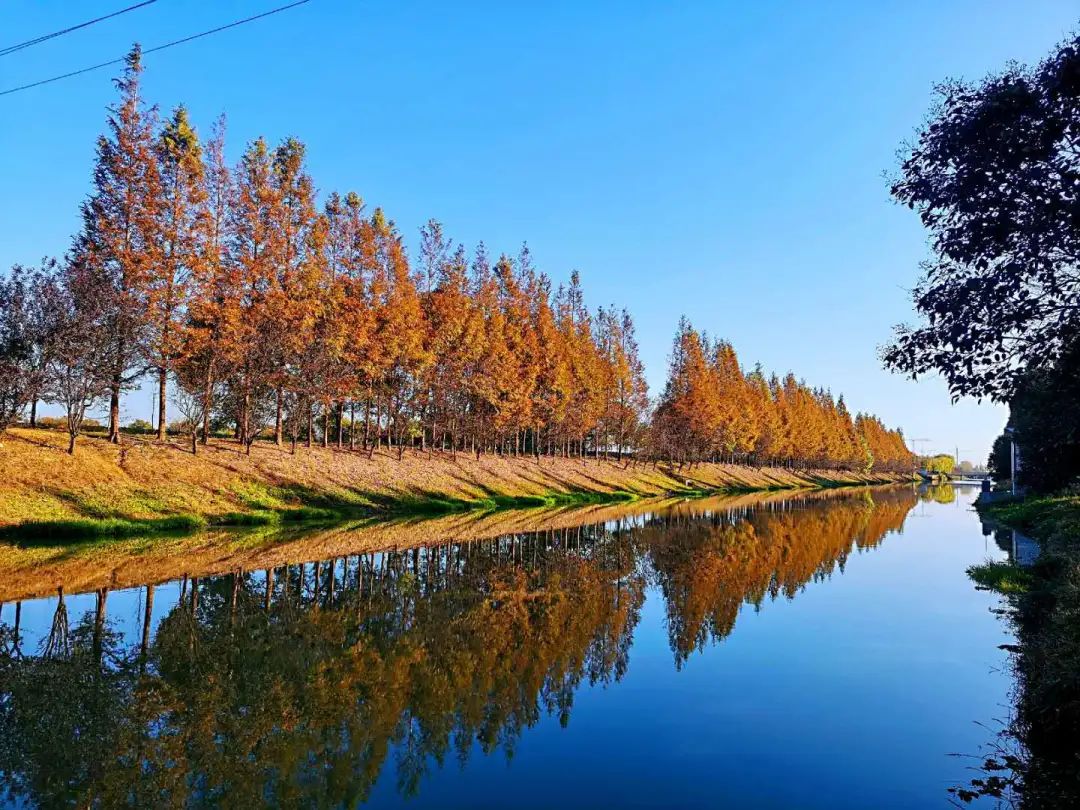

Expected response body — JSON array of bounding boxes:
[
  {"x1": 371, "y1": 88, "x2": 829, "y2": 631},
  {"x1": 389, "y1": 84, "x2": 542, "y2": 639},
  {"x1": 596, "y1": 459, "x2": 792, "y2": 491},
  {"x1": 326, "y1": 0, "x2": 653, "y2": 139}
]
[
  {"x1": 214, "y1": 510, "x2": 280, "y2": 526},
  {"x1": 212, "y1": 506, "x2": 347, "y2": 526},
  {"x1": 967, "y1": 560, "x2": 1034, "y2": 594},
  {"x1": 0, "y1": 514, "x2": 207, "y2": 543},
  {"x1": 374, "y1": 488, "x2": 642, "y2": 517},
  {"x1": 983, "y1": 495, "x2": 1080, "y2": 531}
]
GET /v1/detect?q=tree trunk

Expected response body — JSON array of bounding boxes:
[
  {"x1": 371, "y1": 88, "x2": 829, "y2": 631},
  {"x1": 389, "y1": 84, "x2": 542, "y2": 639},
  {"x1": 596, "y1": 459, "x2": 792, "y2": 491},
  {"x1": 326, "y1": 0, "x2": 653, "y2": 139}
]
[
  {"x1": 29, "y1": 399, "x2": 37, "y2": 428},
  {"x1": 108, "y1": 383, "x2": 121, "y2": 443},
  {"x1": 275, "y1": 387, "x2": 284, "y2": 446},
  {"x1": 363, "y1": 395, "x2": 371, "y2": 451},
  {"x1": 201, "y1": 359, "x2": 214, "y2": 445},
  {"x1": 67, "y1": 432, "x2": 76, "y2": 455},
  {"x1": 240, "y1": 389, "x2": 250, "y2": 446},
  {"x1": 157, "y1": 367, "x2": 167, "y2": 441}
]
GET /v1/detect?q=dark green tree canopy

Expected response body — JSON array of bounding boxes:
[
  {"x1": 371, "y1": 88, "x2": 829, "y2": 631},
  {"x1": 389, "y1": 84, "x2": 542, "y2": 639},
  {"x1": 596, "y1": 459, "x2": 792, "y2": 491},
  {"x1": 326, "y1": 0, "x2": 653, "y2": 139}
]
[{"x1": 884, "y1": 33, "x2": 1080, "y2": 401}]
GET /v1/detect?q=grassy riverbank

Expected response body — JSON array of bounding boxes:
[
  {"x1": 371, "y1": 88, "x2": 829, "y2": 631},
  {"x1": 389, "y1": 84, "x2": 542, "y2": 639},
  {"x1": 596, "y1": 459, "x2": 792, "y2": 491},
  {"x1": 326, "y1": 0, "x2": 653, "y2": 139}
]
[
  {"x1": 0, "y1": 427, "x2": 910, "y2": 540},
  {"x1": 967, "y1": 494, "x2": 1080, "y2": 805}
]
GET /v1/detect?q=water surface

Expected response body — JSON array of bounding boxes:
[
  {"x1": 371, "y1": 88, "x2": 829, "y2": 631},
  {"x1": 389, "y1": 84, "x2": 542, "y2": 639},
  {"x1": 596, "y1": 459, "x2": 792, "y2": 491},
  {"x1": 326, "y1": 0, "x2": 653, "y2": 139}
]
[{"x1": 0, "y1": 485, "x2": 1012, "y2": 807}]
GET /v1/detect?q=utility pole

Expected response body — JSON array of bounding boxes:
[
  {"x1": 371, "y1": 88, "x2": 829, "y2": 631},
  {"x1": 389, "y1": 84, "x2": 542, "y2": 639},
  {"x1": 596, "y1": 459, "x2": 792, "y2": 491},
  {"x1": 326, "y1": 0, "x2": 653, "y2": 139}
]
[{"x1": 911, "y1": 438, "x2": 932, "y2": 475}]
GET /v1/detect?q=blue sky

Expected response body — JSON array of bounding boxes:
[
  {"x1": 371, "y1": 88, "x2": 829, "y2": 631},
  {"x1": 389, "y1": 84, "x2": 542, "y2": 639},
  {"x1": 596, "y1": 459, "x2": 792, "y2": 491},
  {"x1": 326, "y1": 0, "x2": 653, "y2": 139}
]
[{"x1": 2, "y1": 1, "x2": 1077, "y2": 463}]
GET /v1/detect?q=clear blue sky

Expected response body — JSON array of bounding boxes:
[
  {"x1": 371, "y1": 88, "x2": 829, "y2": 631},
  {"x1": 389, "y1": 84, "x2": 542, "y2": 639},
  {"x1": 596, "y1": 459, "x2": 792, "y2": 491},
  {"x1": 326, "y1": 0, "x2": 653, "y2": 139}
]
[{"x1": 2, "y1": 1, "x2": 1076, "y2": 463}]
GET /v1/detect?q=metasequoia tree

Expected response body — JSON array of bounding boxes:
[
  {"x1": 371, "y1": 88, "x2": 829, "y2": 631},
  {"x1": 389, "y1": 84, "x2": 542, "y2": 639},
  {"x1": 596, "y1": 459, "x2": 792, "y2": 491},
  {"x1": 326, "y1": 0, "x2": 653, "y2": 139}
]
[
  {"x1": 77, "y1": 45, "x2": 160, "y2": 443},
  {"x1": 146, "y1": 106, "x2": 206, "y2": 440},
  {"x1": 268, "y1": 137, "x2": 323, "y2": 445},
  {"x1": 180, "y1": 116, "x2": 237, "y2": 444},
  {"x1": 368, "y1": 209, "x2": 429, "y2": 458},
  {"x1": 226, "y1": 137, "x2": 282, "y2": 447},
  {"x1": 596, "y1": 306, "x2": 649, "y2": 459},
  {"x1": 421, "y1": 234, "x2": 483, "y2": 455}
]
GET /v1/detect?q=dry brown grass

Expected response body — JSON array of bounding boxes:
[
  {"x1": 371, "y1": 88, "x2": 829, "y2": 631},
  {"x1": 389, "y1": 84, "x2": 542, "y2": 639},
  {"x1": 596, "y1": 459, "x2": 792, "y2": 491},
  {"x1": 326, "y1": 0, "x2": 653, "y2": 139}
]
[{"x1": 0, "y1": 426, "x2": 905, "y2": 530}]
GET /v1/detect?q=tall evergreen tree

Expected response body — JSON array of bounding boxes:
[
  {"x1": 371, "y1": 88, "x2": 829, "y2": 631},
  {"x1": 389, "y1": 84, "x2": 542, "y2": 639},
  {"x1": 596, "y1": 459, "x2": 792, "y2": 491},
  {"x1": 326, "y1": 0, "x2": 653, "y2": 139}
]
[
  {"x1": 146, "y1": 106, "x2": 206, "y2": 440},
  {"x1": 77, "y1": 45, "x2": 161, "y2": 442}
]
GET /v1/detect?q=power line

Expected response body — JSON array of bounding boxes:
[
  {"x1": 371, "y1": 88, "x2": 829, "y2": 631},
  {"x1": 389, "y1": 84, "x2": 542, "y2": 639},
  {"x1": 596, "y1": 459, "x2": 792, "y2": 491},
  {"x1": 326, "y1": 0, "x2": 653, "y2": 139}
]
[
  {"x1": 1, "y1": 1, "x2": 161, "y2": 57},
  {"x1": 0, "y1": 0, "x2": 313, "y2": 98}
]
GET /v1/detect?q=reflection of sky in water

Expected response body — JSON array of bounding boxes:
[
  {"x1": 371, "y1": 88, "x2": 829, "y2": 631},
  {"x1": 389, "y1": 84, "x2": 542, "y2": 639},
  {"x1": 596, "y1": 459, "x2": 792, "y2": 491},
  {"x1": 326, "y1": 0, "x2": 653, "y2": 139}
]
[
  {"x1": 370, "y1": 487, "x2": 1011, "y2": 809},
  {"x1": 0, "y1": 486, "x2": 1012, "y2": 809}
]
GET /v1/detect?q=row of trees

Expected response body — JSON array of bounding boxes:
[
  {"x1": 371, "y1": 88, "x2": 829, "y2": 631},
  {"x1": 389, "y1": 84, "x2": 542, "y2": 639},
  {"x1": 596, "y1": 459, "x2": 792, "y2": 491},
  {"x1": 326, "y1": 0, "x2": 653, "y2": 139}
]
[
  {"x1": 0, "y1": 45, "x2": 910, "y2": 472},
  {"x1": 649, "y1": 319, "x2": 913, "y2": 471},
  {"x1": 0, "y1": 47, "x2": 649, "y2": 459}
]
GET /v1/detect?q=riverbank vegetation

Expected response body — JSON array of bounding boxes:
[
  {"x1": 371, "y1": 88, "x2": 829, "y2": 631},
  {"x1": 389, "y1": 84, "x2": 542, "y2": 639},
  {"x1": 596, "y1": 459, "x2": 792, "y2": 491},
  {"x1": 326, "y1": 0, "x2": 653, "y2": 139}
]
[
  {"x1": 966, "y1": 559, "x2": 1033, "y2": 595},
  {"x1": 0, "y1": 426, "x2": 909, "y2": 538},
  {"x1": 0, "y1": 46, "x2": 912, "y2": 482},
  {"x1": 963, "y1": 495, "x2": 1080, "y2": 806}
]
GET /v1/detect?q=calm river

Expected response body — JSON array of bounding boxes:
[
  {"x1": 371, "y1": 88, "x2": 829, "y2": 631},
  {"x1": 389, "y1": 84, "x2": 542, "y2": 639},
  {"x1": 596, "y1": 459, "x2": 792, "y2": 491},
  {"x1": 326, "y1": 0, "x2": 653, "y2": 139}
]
[{"x1": 0, "y1": 485, "x2": 1013, "y2": 807}]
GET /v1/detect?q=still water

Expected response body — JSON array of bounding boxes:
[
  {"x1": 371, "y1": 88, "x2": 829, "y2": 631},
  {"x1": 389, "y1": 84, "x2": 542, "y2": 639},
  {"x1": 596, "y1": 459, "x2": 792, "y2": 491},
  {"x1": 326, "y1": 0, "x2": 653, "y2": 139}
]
[{"x1": 0, "y1": 485, "x2": 1012, "y2": 808}]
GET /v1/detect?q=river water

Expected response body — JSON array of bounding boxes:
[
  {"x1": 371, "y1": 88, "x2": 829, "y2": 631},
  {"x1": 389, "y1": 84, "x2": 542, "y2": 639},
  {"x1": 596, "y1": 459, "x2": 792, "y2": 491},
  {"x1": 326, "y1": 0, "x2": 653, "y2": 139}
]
[{"x1": 0, "y1": 485, "x2": 1013, "y2": 808}]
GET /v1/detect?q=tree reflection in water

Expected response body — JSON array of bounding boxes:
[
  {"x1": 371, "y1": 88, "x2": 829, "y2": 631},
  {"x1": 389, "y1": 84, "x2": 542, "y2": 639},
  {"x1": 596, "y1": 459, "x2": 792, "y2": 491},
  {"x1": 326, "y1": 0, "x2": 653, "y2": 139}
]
[{"x1": 0, "y1": 488, "x2": 918, "y2": 807}]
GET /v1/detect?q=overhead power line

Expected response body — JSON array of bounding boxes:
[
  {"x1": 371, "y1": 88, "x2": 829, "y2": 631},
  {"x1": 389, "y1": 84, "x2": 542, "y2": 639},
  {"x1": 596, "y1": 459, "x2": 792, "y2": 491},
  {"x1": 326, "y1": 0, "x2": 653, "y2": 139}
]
[
  {"x1": 0, "y1": 0, "x2": 313, "y2": 98},
  {"x1": 1, "y1": 1, "x2": 161, "y2": 57}
]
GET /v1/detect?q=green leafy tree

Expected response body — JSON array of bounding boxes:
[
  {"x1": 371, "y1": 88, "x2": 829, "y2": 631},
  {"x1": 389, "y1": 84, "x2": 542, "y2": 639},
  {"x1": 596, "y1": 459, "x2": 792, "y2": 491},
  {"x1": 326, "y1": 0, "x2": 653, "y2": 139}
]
[{"x1": 884, "y1": 33, "x2": 1080, "y2": 402}]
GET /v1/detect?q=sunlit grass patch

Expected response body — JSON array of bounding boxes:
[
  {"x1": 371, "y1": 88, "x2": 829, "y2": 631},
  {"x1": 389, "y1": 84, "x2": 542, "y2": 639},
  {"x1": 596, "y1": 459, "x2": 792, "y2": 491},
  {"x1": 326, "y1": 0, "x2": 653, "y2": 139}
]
[
  {"x1": 212, "y1": 505, "x2": 348, "y2": 526},
  {"x1": 982, "y1": 495, "x2": 1080, "y2": 533},
  {"x1": 967, "y1": 560, "x2": 1034, "y2": 595},
  {"x1": 231, "y1": 481, "x2": 290, "y2": 511},
  {"x1": 0, "y1": 514, "x2": 207, "y2": 543}
]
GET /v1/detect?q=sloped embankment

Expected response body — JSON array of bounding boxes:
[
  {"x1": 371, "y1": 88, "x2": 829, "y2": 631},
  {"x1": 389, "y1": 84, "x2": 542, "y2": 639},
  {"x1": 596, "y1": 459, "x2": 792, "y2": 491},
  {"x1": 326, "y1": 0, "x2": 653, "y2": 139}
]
[{"x1": 0, "y1": 427, "x2": 910, "y2": 538}]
